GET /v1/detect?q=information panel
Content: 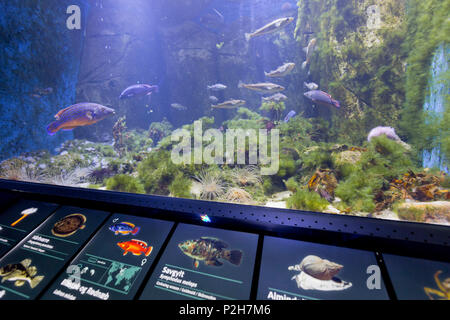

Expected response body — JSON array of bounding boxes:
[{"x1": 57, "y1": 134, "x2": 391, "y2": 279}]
[
  {"x1": 139, "y1": 223, "x2": 258, "y2": 300},
  {"x1": 0, "y1": 206, "x2": 109, "y2": 300},
  {"x1": 257, "y1": 236, "x2": 389, "y2": 300},
  {"x1": 383, "y1": 254, "x2": 449, "y2": 300},
  {"x1": 0, "y1": 200, "x2": 59, "y2": 258},
  {"x1": 40, "y1": 213, "x2": 174, "y2": 300}
]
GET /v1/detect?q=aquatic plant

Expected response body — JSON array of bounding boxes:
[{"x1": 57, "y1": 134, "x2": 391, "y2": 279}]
[
  {"x1": 229, "y1": 165, "x2": 262, "y2": 186},
  {"x1": 105, "y1": 174, "x2": 145, "y2": 194},
  {"x1": 149, "y1": 118, "x2": 173, "y2": 145},
  {"x1": 44, "y1": 167, "x2": 92, "y2": 187},
  {"x1": 87, "y1": 167, "x2": 115, "y2": 184},
  {"x1": 259, "y1": 101, "x2": 286, "y2": 121},
  {"x1": 169, "y1": 173, "x2": 193, "y2": 199},
  {"x1": 287, "y1": 188, "x2": 330, "y2": 212},
  {"x1": 193, "y1": 170, "x2": 227, "y2": 200},
  {"x1": 222, "y1": 187, "x2": 253, "y2": 204}
]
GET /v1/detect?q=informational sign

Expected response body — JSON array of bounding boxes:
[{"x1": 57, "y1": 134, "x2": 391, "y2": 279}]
[
  {"x1": 40, "y1": 213, "x2": 174, "y2": 300},
  {"x1": 0, "y1": 206, "x2": 109, "y2": 300},
  {"x1": 257, "y1": 236, "x2": 389, "y2": 300},
  {"x1": 0, "y1": 200, "x2": 59, "y2": 258},
  {"x1": 139, "y1": 223, "x2": 258, "y2": 300},
  {"x1": 383, "y1": 254, "x2": 450, "y2": 300}
]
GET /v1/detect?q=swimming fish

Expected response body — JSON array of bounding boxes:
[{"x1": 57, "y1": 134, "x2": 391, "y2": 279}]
[
  {"x1": 284, "y1": 110, "x2": 297, "y2": 123},
  {"x1": 178, "y1": 237, "x2": 243, "y2": 268},
  {"x1": 262, "y1": 93, "x2": 288, "y2": 103},
  {"x1": 207, "y1": 83, "x2": 227, "y2": 91},
  {"x1": 171, "y1": 103, "x2": 188, "y2": 111},
  {"x1": 0, "y1": 259, "x2": 44, "y2": 289},
  {"x1": 119, "y1": 84, "x2": 159, "y2": 99},
  {"x1": 245, "y1": 17, "x2": 294, "y2": 41},
  {"x1": 209, "y1": 96, "x2": 219, "y2": 103},
  {"x1": 302, "y1": 38, "x2": 317, "y2": 69},
  {"x1": 109, "y1": 222, "x2": 140, "y2": 236},
  {"x1": 304, "y1": 90, "x2": 340, "y2": 109},
  {"x1": 304, "y1": 81, "x2": 319, "y2": 90},
  {"x1": 265, "y1": 62, "x2": 296, "y2": 77},
  {"x1": 212, "y1": 99, "x2": 246, "y2": 109},
  {"x1": 117, "y1": 239, "x2": 153, "y2": 256},
  {"x1": 238, "y1": 81, "x2": 285, "y2": 94},
  {"x1": 47, "y1": 103, "x2": 115, "y2": 135}
]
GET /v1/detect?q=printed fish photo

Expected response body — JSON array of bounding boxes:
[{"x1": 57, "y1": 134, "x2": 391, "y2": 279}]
[{"x1": 0, "y1": 0, "x2": 448, "y2": 226}]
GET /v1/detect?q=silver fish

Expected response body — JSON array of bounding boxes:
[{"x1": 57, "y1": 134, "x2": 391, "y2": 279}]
[
  {"x1": 245, "y1": 17, "x2": 294, "y2": 41},
  {"x1": 212, "y1": 99, "x2": 245, "y2": 109},
  {"x1": 262, "y1": 93, "x2": 288, "y2": 102},
  {"x1": 238, "y1": 81, "x2": 285, "y2": 94},
  {"x1": 209, "y1": 96, "x2": 219, "y2": 103},
  {"x1": 304, "y1": 82, "x2": 319, "y2": 90},
  {"x1": 207, "y1": 84, "x2": 227, "y2": 91},
  {"x1": 171, "y1": 103, "x2": 187, "y2": 111},
  {"x1": 302, "y1": 38, "x2": 317, "y2": 69},
  {"x1": 265, "y1": 62, "x2": 296, "y2": 77}
]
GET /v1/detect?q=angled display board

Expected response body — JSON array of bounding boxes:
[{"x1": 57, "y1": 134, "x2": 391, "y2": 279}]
[
  {"x1": 40, "y1": 213, "x2": 174, "y2": 300},
  {"x1": 0, "y1": 200, "x2": 59, "y2": 258},
  {"x1": 257, "y1": 236, "x2": 389, "y2": 300},
  {"x1": 0, "y1": 191, "x2": 18, "y2": 209},
  {"x1": 139, "y1": 223, "x2": 258, "y2": 300},
  {"x1": 0, "y1": 206, "x2": 109, "y2": 300},
  {"x1": 383, "y1": 254, "x2": 450, "y2": 300}
]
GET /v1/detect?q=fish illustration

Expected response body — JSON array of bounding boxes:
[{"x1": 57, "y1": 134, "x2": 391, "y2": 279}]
[
  {"x1": 119, "y1": 84, "x2": 159, "y2": 99},
  {"x1": 245, "y1": 17, "x2": 294, "y2": 41},
  {"x1": 262, "y1": 93, "x2": 288, "y2": 103},
  {"x1": 238, "y1": 81, "x2": 285, "y2": 94},
  {"x1": 0, "y1": 259, "x2": 44, "y2": 289},
  {"x1": 302, "y1": 38, "x2": 317, "y2": 69},
  {"x1": 212, "y1": 99, "x2": 246, "y2": 109},
  {"x1": 284, "y1": 110, "x2": 297, "y2": 123},
  {"x1": 109, "y1": 222, "x2": 140, "y2": 236},
  {"x1": 117, "y1": 239, "x2": 153, "y2": 256},
  {"x1": 178, "y1": 237, "x2": 243, "y2": 268},
  {"x1": 265, "y1": 62, "x2": 296, "y2": 77},
  {"x1": 304, "y1": 90, "x2": 340, "y2": 109},
  {"x1": 47, "y1": 103, "x2": 115, "y2": 135},
  {"x1": 207, "y1": 84, "x2": 227, "y2": 91}
]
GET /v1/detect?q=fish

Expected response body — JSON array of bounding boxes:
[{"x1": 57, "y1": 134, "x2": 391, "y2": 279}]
[
  {"x1": 178, "y1": 237, "x2": 243, "y2": 268},
  {"x1": 304, "y1": 81, "x2": 319, "y2": 90},
  {"x1": 209, "y1": 96, "x2": 219, "y2": 103},
  {"x1": 119, "y1": 84, "x2": 159, "y2": 99},
  {"x1": 245, "y1": 17, "x2": 294, "y2": 41},
  {"x1": 171, "y1": 103, "x2": 188, "y2": 111},
  {"x1": 262, "y1": 93, "x2": 288, "y2": 103},
  {"x1": 47, "y1": 103, "x2": 115, "y2": 135},
  {"x1": 212, "y1": 99, "x2": 246, "y2": 109},
  {"x1": 304, "y1": 90, "x2": 340, "y2": 109},
  {"x1": 302, "y1": 38, "x2": 317, "y2": 69},
  {"x1": 207, "y1": 83, "x2": 227, "y2": 91},
  {"x1": 109, "y1": 222, "x2": 140, "y2": 236},
  {"x1": 117, "y1": 239, "x2": 153, "y2": 256},
  {"x1": 238, "y1": 81, "x2": 285, "y2": 94},
  {"x1": 284, "y1": 110, "x2": 297, "y2": 123},
  {"x1": 0, "y1": 259, "x2": 44, "y2": 289},
  {"x1": 265, "y1": 62, "x2": 296, "y2": 77}
]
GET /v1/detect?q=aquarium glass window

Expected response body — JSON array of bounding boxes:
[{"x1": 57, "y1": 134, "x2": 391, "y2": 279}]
[{"x1": 0, "y1": 0, "x2": 448, "y2": 226}]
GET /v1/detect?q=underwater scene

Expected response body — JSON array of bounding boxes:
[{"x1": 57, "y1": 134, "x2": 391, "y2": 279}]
[{"x1": 0, "y1": 0, "x2": 449, "y2": 225}]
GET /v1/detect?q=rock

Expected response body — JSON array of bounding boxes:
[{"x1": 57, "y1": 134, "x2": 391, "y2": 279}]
[
  {"x1": 271, "y1": 191, "x2": 293, "y2": 201},
  {"x1": 265, "y1": 201, "x2": 287, "y2": 209},
  {"x1": 334, "y1": 150, "x2": 362, "y2": 166},
  {"x1": 323, "y1": 205, "x2": 342, "y2": 215},
  {"x1": 396, "y1": 201, "x2": 450, "y2": 224},
  {"x1": 60, "y1": 151, "x2": 68, "y2": 156},
  {"x1": 372, "y1": 209, "x2": 400, "y2": 221}
]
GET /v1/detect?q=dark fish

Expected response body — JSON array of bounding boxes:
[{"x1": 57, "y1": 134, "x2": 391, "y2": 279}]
[
  {"x1": 119, "y1": 84, "x2": 159, "y2": 99},
  {"x1": 284, "y1": 110, "x2": 297, "y2": 123},
  {"x1": 47, "y1": 103, "x2": 115, "y2": 135},
  {"x1": 304, "y1": 90, "x2": 340, "y2": 109},
  {"x1": 178, "y1": 237, "x2": 243, "y2": 268}
]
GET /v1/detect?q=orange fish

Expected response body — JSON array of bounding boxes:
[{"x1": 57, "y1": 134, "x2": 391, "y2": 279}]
[
  {"x1": 117, "y1": 239, "x2": 153, "y2": 256},
  {"x1": 47, "y1": 103, "x2": 115, "y2": 135}
]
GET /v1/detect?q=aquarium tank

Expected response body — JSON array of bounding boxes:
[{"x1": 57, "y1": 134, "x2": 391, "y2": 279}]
[{"x1": 0, "y1": 0, "x2": 449, "y2": 226}]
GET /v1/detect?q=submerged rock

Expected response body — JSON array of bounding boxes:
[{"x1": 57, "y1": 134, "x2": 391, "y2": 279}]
[{"x1": 395, "y1": 201, "x2": 450, "y2": 224}]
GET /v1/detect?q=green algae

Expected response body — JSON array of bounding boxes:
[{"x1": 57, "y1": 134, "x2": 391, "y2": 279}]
[{"x1": 105, "y1": 174, "x2": 145, "y2": 194}]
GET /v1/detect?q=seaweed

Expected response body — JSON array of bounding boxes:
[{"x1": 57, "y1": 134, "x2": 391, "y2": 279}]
[
  {"x1": 287, "y1": 188, "x2": 330, "y2": 212},
  {"x1": 105, "y1": 174, "x2": 145, "y2": 194},
  {"x1": 169, "y1": 173, "x2": 193, "y2": 199}
]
